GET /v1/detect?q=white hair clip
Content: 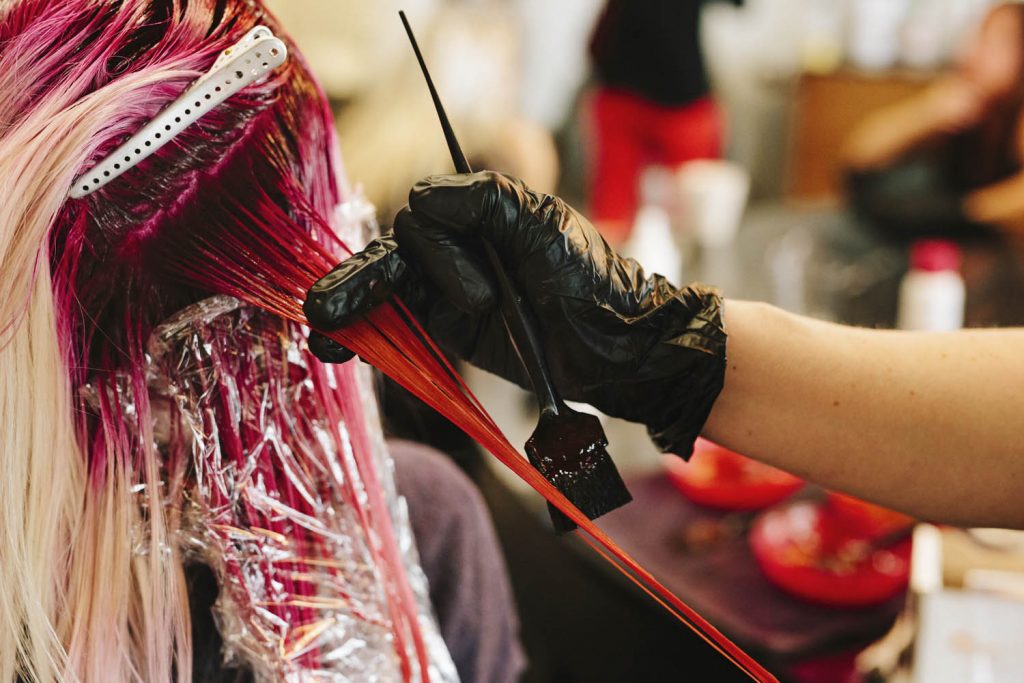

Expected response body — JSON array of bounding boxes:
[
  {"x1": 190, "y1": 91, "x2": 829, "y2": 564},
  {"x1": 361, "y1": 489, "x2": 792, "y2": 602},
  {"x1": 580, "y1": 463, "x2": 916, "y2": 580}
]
[{"x1": 71, "y1": 26, "x2": 288, "y2": 199}]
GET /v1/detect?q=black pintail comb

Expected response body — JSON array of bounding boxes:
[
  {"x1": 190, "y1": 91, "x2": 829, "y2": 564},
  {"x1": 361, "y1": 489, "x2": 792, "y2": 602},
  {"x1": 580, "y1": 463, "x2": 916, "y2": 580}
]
[{"x1": 399, "y1": 11, "x2": 632, "y2": 532}]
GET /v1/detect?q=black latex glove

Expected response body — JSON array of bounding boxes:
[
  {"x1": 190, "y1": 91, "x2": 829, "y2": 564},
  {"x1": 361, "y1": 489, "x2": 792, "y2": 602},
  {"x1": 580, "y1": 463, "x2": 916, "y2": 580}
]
[{"x1": 304, "y1": 172, "x2": 727, "y2": 458}]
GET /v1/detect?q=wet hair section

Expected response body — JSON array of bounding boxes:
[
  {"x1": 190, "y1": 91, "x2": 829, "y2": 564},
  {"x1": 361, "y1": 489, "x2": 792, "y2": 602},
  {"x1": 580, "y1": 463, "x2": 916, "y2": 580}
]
[{"x1": 1, "y1": 1, "x2": 438, "y2": 680}]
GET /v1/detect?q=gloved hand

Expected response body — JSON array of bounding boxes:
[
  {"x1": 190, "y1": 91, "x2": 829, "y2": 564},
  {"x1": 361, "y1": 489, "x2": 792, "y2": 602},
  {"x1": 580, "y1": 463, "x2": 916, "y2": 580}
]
[{"x1": 304, "y1": 171, "x2": 727, "y2": 458}]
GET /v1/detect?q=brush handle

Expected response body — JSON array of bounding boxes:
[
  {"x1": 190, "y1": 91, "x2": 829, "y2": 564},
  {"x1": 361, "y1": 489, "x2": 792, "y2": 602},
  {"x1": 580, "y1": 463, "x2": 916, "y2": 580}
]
[
  {"x1": 480, "y1": 240, "x2": 564, "y2": 418},
  {"x1": 398, "y1": 11, "x2": 565, "y2": 418}
]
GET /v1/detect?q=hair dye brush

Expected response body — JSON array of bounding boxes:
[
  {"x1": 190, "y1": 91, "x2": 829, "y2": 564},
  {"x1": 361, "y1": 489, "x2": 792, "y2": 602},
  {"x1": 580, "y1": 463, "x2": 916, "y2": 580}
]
[{"x1": 399, "y1": 11, "x2": 632, "y2": 533}]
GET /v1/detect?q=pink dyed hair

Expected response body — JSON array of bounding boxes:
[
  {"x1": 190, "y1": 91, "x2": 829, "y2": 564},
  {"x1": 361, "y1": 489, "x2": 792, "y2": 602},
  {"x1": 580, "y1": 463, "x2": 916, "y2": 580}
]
[{"x1": 0, "y1": 1, "x2": 430, "y2": 680}]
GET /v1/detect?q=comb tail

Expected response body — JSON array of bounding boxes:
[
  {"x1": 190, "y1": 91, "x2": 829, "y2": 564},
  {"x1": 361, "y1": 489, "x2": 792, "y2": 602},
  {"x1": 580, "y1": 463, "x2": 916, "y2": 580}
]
[{"x1": 399, "y1": 10, "x2": 471, "y2": 174}]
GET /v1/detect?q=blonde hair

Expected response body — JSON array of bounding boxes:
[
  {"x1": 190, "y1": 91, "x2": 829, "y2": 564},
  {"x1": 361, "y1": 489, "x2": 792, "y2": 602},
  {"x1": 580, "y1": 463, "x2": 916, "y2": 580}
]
[
  {"x1": 0, "y1": 66, "x2": 195, "y2": 683},
  {"x1": 0, "y1": 2, "x2": 247, "y2": 678}
]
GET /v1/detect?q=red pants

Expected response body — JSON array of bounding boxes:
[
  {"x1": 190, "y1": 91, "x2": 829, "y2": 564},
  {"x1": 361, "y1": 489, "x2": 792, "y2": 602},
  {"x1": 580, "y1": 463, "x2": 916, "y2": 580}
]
[{"x1": 587, "y1": 88, "x2": 723, "y2": 243}]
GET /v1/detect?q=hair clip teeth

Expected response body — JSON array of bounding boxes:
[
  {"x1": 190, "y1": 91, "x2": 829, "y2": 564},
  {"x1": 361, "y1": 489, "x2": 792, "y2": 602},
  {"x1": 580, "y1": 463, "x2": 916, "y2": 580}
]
[{"x1": 71, "y1": 27, "x2": 287, "y2": 199}]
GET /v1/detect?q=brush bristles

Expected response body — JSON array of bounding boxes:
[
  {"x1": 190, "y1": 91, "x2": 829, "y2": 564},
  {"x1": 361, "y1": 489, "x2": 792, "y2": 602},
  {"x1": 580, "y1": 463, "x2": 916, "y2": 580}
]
[{"x1": 542, "y1": 455, "x2": 633, "y2": 534}]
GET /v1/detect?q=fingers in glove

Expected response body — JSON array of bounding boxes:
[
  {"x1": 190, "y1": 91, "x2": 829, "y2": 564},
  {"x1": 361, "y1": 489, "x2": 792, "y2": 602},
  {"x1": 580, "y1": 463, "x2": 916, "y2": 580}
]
[
  {"x1": 304, "y1": 235, "x2": 408, "y2": 330},
  {"x1": 307, "y1": 331, "x2": 357, "y2": 364},
  {"x1": 393, "y1": 206, "x2": 496, "y2": 313},
  {"x1": 407, "y1": 170, "x2": 553, "y2": 261}
]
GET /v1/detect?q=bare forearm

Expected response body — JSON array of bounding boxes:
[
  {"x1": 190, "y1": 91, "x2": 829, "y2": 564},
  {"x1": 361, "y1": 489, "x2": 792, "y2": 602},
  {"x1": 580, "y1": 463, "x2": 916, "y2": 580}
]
[
  {"x1": 840, "y1": 96, "x2": 943, "y2": 171},
  {"x1": 703, "y1": 301, "x2": 1024, "y2": 528},
  {"x1": 964, "y1": 173, "x2": 1024, "y2": 230}
]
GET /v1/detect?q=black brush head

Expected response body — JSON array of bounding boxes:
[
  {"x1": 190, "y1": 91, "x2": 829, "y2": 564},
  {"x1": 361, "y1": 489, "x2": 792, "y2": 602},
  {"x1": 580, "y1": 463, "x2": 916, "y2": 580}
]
[{"x1": 525, "y1": 405, "x2": 632, "y2": 534}]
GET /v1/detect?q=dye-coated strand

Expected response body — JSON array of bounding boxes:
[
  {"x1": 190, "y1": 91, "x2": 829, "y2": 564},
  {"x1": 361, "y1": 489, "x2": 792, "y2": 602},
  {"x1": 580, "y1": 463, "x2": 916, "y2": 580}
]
[{"x1": 160, "y1": 192, "x2": 779, "y2": 683}]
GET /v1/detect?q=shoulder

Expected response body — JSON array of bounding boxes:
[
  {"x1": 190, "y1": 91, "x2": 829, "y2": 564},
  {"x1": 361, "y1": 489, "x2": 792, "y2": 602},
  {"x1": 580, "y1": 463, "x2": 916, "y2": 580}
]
[{"x1": 388, "y1": 439, "x2": 484, "y2": 506}]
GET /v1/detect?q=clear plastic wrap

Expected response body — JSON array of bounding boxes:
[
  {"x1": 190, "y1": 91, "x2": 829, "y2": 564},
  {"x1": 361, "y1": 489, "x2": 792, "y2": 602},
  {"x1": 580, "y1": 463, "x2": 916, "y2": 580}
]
[{"x1": 146, "y1": 295, "x2": 457, "y2": 681}]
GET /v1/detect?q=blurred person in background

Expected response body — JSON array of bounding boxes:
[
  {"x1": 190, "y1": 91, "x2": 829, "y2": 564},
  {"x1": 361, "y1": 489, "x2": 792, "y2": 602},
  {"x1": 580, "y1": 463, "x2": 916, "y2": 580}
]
[
  {"x1": 586, "y1": 0, "x2": 743, "y2": 246},
  {"x1": 842, "y1": 2, "x2": 1024, "y2": 237}
]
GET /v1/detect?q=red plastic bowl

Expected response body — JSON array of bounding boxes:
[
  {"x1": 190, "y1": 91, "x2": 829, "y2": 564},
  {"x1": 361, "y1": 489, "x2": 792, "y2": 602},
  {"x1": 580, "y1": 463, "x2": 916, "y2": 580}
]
[
  {"x1": 749, "y1": 498, "x2": 912, "y2": 608},
  {"x1": 664, "y1": 438, "x2": 804, "y2": 511}
]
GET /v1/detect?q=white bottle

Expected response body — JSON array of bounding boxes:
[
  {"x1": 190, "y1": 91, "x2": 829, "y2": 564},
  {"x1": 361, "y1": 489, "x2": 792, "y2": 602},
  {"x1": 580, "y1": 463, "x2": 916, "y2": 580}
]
[
  {"x1": 896, "y1": 240, "x2": 965, "y2": 331},
  {"x1": 623, "y1": 168, "x2": 684, "y2": 284}
]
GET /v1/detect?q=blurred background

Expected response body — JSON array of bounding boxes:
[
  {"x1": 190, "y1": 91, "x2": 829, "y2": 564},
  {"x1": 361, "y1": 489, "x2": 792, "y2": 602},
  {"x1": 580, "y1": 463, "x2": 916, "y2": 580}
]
[{"x1": 265, "y1": 1, "x2": 1024, "y2": 681}]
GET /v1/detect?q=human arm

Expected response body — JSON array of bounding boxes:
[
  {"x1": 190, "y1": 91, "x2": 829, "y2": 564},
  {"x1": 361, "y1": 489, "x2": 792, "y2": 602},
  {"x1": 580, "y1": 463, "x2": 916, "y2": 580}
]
[
  {"x1": 963, "y1": 172, "x2": 1024, "y2": 232},
  {"x1": 304, "y1": 173, "x2": 1024, "y2": 530},
  {"x1": 707, "y1": 301, "x2": 1024, "y2": 528},
  {"x1": 840, "y1": 78, "x2": 983, "y2": 172},
  {"x1": 954, "y1": 108, "x2": 1024, "y2": 230},
  {"x1": 841, "y1": 81, "x2": 979, "y2": 235}
]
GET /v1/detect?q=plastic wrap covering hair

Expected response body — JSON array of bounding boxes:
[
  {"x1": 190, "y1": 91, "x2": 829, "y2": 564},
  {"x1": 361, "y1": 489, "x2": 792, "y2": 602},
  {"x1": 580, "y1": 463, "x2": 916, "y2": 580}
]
[{"x1": 146, "y1": 295, "x2": 458, "y2": 682}]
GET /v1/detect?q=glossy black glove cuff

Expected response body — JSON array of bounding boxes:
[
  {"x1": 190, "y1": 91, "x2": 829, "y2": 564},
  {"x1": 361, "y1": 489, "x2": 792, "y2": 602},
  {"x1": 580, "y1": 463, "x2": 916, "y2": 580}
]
[{"x1": 640, "y1": 287, "x2": 727, "y2": 459}]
